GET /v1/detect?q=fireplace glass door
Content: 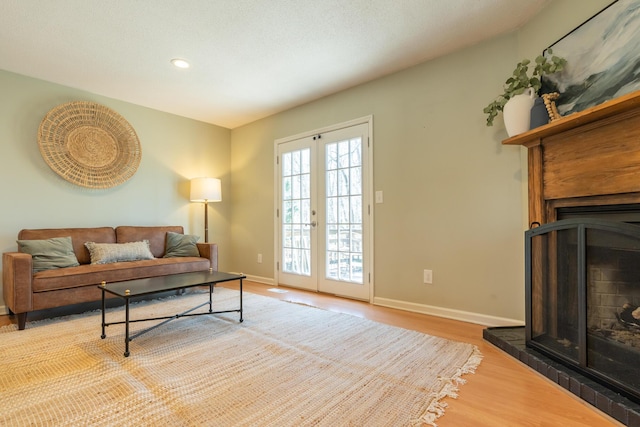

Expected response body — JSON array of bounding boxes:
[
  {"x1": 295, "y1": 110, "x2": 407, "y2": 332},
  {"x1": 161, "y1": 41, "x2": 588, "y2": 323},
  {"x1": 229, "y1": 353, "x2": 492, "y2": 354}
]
[{"x1": 526, "y1": 218, "x2": 640, "y2": 402}]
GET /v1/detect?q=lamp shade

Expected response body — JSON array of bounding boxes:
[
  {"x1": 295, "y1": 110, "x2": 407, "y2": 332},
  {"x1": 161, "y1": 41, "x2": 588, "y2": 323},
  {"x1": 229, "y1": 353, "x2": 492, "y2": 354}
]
[{"x1": 190, "y1": 177, "x2": 221, "y2": 202}]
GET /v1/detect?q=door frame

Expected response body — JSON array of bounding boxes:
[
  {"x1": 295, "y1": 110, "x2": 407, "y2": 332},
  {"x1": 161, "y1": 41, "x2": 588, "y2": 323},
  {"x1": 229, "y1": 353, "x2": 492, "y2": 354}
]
[{"x1": 273, "y1": 115, "x2": 374, "y2": 302}]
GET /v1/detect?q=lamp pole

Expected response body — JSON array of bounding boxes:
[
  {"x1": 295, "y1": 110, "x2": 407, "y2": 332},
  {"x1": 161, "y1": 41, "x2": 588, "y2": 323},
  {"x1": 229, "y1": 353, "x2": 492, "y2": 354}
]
[
  {"x1": 203, "y1": 199, "x2": 209, "y2": 243},
  {"x1": 190, "y1": 177, "x2": 221, "y2": 244}
]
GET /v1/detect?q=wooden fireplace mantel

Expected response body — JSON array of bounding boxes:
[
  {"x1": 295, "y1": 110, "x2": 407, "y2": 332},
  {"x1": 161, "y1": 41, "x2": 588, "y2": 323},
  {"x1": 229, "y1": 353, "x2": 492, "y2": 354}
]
[{"x1": 502, "y1": 89, "x2": 640, "y2": 226}]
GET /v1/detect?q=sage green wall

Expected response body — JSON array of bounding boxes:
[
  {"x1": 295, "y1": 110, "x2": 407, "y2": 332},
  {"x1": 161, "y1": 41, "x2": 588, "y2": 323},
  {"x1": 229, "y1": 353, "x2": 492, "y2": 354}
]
[
  {"x1": 0, "y1": 70, "x2": 231, "y2": 309},
  {"x1": 229, "y1": 0, "x2": 612, "y2": 322},
  {"x1": 231, "y1": 35, "x2": 524, "y2": 321},
  {"x1": 518, "y1": 0, "x2": 611, "y2": 59}
]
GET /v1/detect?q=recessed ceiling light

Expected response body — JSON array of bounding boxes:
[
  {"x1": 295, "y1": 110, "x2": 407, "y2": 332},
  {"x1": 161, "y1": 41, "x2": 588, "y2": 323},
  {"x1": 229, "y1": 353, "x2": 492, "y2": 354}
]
[{"x1": 171, "y1": 58, "x2": 190, "y2": 69}]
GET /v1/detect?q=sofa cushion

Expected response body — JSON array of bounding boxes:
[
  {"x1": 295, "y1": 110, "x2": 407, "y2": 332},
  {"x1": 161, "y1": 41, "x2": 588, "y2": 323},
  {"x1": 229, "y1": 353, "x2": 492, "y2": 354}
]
[
  {"x1": 85, "y1": 241, "x2": 154, "y2": 264},
  {"x1": 17, "y1": 236, "x2": 80, "y2": 273},
  {"x1": 164, "y1": 231, "x2": 200, "y2": 258},
  {"x1": 18, "y1": 227, "x2": 116, "y2": 265},
  {"x1": 116, "y1": 226, "x2": 184, "y2": 258}
]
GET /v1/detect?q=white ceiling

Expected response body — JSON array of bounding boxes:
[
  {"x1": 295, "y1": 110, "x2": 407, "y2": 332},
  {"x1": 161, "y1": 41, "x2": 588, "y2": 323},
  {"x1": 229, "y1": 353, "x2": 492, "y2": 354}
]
[{"x1": 0, "y1": 0, "x2": 550, "y2": 129}]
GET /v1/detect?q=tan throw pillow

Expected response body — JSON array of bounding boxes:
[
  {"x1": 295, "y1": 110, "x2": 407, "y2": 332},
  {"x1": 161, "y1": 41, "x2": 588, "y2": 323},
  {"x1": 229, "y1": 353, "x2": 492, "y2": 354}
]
[
  {"x1": 84, "y1": 240, "x2": 154, "y2": 264},
  {"x1": 17, "y1": 236, "x2": 80, "y2": 272},
  {"x1": 163, "y1": 231, "x2": 200, "y2": 258}
]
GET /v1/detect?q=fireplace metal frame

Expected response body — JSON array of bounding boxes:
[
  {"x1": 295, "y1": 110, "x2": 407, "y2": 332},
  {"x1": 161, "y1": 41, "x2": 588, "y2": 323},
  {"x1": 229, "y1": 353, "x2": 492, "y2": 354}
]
[{"x1": 525, "y1": 218, "x2": 640, "y2": 403}]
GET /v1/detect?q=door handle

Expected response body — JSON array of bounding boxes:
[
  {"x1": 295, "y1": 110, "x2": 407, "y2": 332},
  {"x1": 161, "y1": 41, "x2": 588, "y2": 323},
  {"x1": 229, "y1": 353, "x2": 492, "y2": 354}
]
[{"x1": 305, "y1": 221, "x2": 317, "y2": 227}]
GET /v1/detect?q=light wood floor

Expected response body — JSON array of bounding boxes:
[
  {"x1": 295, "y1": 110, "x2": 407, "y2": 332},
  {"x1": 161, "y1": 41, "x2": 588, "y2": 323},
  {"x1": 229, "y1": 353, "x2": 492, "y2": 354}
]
[{"x1": 1, "y1": 281, "x2": 622, "y2": 426}]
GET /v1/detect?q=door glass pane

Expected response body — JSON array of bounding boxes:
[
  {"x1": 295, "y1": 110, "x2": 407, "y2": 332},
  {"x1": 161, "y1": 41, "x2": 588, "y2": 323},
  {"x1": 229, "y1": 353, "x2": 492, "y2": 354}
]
[
  {"x1": 292, "y1": 175, "x2": 300, "y2": 199},
  {"x1": 350, "y1": 195, "x2": 361, "y2": 223},
  {"x1": 327, "y1": 251, "x2": 338, "y2": 280},
  {"x1": 327, "y1": 144, "x2": 338, "y2": 170},
  {"x1": 339, "y1": 252, "x2": 350, "y2": 280},
  {"x1": 283, "y1": 153, "x2": 292, "y2": 176},
  {"x1": 338, "y1": 140, "x2": 349, "y2": 168},
  {"x1": 325, "y1": 138, "x2": 363, "y2": 284},
  {"x1": 292, "y1": 200, "x2": 300, "y2": 223},
  {"x1": 283, "y1": 177, "x2": 292, "y2": 200},
  {"x1": 292, "y1": 151, "x2": 300, "y2": 174},
  {"x1": 283, "y1": 224, "x2": 292, "y2": 247},
  {"x1": 301, "y1": 174, "x2": 310, "y2": 199},
  {"x1": 327, "y1": 197, "x2": 336, "y2": 224},
  {"x1": 338, "y1": 225, "x2": 350, "y2": 251},
  {"x1": 327, "y1": 170, "x2": 337, "y2": 197},
  {"x1": 350, "y1": 225, "x2": 362, "y2": 252},
  {"x1": 351, "y1": 252, "x2": 363, "y2": 283},
  {"x1": 282, "y1": 147, "x2": 312, "y2": 276},
  {"x1": 338, "y1": 196, "x2": 349, "y2": 223},
  {"x1": 350, "y1": 138, "x2": 362, "y2": 166},
  {"x1": 338, "y1": 170, "x2": 349, "y2": 196},
  {"x1": 301, "y1": 148, "x2": 310, "y2": 173},
  {"x1": 350, "y1": 167, "x2": 361, "y2": 195}
]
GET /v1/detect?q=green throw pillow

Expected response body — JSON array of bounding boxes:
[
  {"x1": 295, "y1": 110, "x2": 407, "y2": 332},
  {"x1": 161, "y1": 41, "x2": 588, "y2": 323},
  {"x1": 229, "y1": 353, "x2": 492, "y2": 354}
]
[
  {"x1": 85, "y1": 240, "x2": 154, "y2": 264},
  {"x1": 17, "y1": 236, "x2": 80, "y2": 273},
  {"x1": 163, "y1": 231, "x2": 200, "y2": 258}
]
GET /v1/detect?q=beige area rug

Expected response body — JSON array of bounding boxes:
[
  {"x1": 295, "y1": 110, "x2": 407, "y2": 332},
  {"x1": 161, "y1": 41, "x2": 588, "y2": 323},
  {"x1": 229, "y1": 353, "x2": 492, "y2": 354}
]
[{"x1": 0, "y1": 288, "x2": 481, "y2": 426}]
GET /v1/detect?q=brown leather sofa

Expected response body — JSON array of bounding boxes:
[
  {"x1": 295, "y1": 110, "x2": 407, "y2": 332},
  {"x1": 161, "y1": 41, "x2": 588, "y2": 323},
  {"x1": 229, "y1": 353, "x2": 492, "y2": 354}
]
[{"x1": 2, "y1": 226, "x2": 217, "y2": 330}]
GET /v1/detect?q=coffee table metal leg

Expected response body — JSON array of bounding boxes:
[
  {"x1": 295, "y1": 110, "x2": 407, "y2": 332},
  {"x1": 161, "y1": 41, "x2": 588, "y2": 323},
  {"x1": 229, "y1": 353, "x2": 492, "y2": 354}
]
[
  {"x1": 239, "y1": 278, "x2": 244, "y2": 323},
  {"x1": 209, "y1": 284, "x2": 213, "y2": 313},
  {"x1": 124, "y1": 298, "x2": 130, "y2": 357},
  {"x1": 100, "y1": 289, "x2": 106, "y2": 339}
]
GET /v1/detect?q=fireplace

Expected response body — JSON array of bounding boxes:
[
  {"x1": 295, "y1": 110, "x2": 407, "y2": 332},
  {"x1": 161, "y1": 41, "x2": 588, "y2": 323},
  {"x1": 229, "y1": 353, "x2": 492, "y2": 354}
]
[
  {"x1": 488, "y1": 89, "x2": 640, "y2": 423},
  {"x1": 526, "y1": 214, "x2": 640, "y2": 402}
]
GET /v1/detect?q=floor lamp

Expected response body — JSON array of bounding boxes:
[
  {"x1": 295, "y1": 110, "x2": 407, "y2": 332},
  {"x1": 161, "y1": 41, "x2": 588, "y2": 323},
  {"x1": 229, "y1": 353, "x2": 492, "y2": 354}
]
[{"x1": 190, "y1": 177, "x2": 221, "y2": 243}]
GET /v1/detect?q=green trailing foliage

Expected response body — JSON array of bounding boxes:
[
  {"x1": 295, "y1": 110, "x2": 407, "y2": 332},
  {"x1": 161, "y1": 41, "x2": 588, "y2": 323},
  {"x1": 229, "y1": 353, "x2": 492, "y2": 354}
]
[{"x1": 483, "y1": 49, "x2": 567, "y2": 126}]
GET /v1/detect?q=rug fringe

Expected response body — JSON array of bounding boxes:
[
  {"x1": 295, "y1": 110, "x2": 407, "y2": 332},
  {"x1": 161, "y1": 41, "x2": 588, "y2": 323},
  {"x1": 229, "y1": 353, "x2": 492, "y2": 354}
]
[{"x1": 412, "y1": 346, "x2": 483, "y2": 427}]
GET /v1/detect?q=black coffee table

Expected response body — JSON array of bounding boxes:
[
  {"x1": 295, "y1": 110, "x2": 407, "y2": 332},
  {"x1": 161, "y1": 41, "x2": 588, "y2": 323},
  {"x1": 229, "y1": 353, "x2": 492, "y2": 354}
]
[{"x1": 99, "y1": 270, "x2": 245, "y2": 356}]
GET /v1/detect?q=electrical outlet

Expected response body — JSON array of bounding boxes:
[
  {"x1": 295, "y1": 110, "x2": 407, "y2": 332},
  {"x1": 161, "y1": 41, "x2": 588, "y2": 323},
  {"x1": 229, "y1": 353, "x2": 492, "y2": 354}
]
[
  {"x1": 423, "y1": 269, "x2": 433, "y2": 284},
  {"x1": 257, "y1": 253, "x2": 263, "y2": 263}
]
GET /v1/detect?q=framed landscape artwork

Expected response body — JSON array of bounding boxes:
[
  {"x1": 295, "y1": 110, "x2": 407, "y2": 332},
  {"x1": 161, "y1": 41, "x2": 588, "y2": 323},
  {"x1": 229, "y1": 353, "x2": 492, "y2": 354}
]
[{"x1": 541, "y1": 0, "x2": 640, "y2": 116}]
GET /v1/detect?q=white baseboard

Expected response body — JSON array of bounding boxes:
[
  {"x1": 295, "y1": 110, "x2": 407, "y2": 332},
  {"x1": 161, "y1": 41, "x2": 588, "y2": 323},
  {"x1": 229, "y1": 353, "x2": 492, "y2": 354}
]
[
  {"x1": 373, "y1": 297, "x2": 524, "y2": 327},
  {"x1": 233, "y1": 273, "x2": 274, "y2": 286},
  {"x1": 232, "y1": 275, "x2": 522, "y2": 327},
  {"x1": 0, "y1": 304, "x2": 8, "y2": 316}
]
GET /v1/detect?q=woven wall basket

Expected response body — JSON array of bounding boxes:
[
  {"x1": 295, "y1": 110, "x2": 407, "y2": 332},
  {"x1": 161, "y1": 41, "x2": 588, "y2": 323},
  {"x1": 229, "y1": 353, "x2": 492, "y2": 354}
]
[{"x1": 38, "y1": 101, "x2": 142, "y2": 189}]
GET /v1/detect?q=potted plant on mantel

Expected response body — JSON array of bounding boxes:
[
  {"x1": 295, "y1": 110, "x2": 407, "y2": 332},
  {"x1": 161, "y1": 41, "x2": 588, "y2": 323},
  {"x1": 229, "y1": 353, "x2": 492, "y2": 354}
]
[{"x1": 483, "y1": 49, "x2": 566, "y2": 137}]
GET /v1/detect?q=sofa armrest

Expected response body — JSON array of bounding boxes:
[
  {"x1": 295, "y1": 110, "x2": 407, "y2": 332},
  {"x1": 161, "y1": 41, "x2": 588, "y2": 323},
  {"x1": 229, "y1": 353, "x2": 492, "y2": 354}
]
[
  {"x1": 196, "y1": 243, "x2": 218, "y2": 271},
  {"x1": 2, "y1": 252, "x2": 34, "y2": 314}
]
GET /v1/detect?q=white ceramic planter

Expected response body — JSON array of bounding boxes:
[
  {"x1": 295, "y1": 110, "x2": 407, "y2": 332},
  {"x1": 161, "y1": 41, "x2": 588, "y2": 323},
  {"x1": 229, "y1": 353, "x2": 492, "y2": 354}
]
[{"x1": 503, "y1": 87, "x2": 536, "y2": 137}]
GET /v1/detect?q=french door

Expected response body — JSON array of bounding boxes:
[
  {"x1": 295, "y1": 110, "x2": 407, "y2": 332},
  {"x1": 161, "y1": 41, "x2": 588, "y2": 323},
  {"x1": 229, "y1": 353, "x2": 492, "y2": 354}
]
[{"x1": 276, "y1": 119, "x2": 372, "y2": 301}]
